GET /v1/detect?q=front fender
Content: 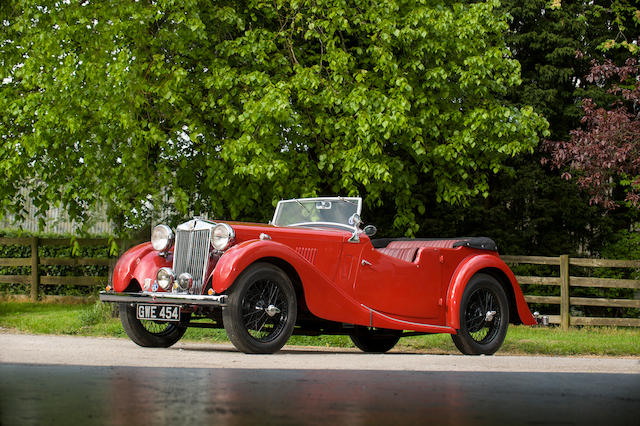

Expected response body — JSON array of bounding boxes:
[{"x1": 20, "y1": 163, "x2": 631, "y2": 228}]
[
  {"x1": 112, "y1": 242, "x2": 170, "y2": 292},
  {"x1": 211, "y1": 240, "x2": 372, "y2": 325},
  {"x1": 211, "y1": 240, "x2": 287, "y2": 293},
  {"x1": 446, "y1": 254, "x2": 536, "y2": 330}
]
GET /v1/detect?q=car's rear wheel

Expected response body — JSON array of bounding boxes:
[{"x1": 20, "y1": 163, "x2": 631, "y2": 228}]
[
  {"x1": 119, "y1": 303, "x2": 189, "y2": 348},
  {"x1": 350, "y1": 327, "x2": 400, "y2": 353},
  {"x1": 451, "y1": 273, "x2": 509, "y2": 355},
  {"x1": 223, "y1": 262, "x2": 297, "y2": 354}
]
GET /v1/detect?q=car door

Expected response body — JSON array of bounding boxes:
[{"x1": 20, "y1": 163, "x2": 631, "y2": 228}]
[{"x1": 353, "y1": 243, "x2": 443, "y2": 321}]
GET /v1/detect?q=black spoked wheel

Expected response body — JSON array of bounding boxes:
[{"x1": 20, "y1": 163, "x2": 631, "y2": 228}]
[
  {"x1": 451, "y1": 273, "x2": 509, "y2": 355},
  {"x1": 119, "y1": 303, "x2": 190, "y2": 348},
  {"x1": 223, "y1": 262, "x2": 297, "y2": 354},
  {"x1": 350, "y1": 327, "x2": 401, "y2": 353}
]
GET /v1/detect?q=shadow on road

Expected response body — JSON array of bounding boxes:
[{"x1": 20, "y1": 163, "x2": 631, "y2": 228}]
[
  {"x1": 173, "y1": 343, "x2": 442, "y2": 355},
  {"x1": 1, "y1": 363, "x2": 638, "y2": 425}
]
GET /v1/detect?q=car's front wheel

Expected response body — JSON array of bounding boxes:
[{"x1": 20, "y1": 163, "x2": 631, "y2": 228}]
[
  {"x1": 349, "y1": 327, "x2": 400, "y2": 353},
  {"x1": 451, "y1": 273, "x2": 509, "y2": 355},
  {"x1": 222, "y1": 262, "x2": 297, "y2": 354},
  {"x1": 119, "y1": 303, "x2": 189, "y2": 348}
]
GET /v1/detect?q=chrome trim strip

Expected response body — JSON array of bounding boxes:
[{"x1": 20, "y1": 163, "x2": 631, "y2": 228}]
[
  {"x1": 99, "y1": 291, "x2": 227, "y2": 306},
  {"x1": 361, "y1": 304, "x2": 455, "y2": 332}
]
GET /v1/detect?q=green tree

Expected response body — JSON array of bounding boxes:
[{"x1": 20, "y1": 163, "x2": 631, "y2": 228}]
[
  {"x1": 417, "y1": 0, "x2": 639, "y2": 255},
  {"x1": 503, "y1": 0, "x2": 637, "y2": 140},
  {"x1": 0, "y1": 0, "x2": 546, "y2": 235}
]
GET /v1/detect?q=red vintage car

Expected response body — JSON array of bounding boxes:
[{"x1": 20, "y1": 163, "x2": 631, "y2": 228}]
[{"x1": 100, "y1": 197, "x2": 536, "y2": 355}]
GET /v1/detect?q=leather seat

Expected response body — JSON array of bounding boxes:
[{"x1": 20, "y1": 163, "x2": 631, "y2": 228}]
[
  {"x1": 376, "y1": 247, "x2": 420, "y2": 262},
  {"x1": 376, "y1": 239, "x2": 463, "y2": 262}
]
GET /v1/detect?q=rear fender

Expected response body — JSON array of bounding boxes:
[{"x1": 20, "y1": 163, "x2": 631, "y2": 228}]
[
  {"x1": 446, "y1": 254, "x2": 536, "y2": 330},
  {"x1": 112, "y1": 242, "x2": 171, "y2": 292},
  {"x1": 211, "y1": 240, "x2": 372, "y2": 324}
]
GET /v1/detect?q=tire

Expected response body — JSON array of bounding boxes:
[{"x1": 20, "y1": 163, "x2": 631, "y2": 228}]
[
  {"x1": 119, "y1": 303, "x2": 189, "y2": 348},
  {"x1": 222, "y1": 262, "x2": 297, "y2": 354},
  {"x1": 451, "y1": 273, "x2": 509, "y2": 355},
  {"x1": 350, "y1": 327, "x2": 400, "y2": 353}
]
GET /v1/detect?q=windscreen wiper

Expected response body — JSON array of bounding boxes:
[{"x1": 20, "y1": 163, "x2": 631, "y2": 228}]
[{"x1": 294, "y1": 199, "x2": 312, "y2": 214}]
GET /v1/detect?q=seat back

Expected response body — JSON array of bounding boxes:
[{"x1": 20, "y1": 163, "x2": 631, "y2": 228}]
[
  {"x1": 376, "y1": 239, "x2": 464, "y2": 263},
  {"x1": 376, "y1": 247, "x2": 420, "y2": 262},
  {"x1": 384, "y1": 240, "x2": 462, "y2": 249}
]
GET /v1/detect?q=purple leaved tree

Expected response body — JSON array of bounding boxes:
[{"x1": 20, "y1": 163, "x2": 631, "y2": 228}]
[{"x1": 543, "y1": 57, "x2": 639, "y2": 209}]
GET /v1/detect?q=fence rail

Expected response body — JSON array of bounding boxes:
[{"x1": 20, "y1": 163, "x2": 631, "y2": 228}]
[
  {"x1": 0, "y1": 237, "x2": 143, "y2": 301},
  {"x1": 501, "y1": 255, "x2": 640, "y2": 329},
  {"x1": 1, "y1": 238, "x2": 639, "y2": 328}
]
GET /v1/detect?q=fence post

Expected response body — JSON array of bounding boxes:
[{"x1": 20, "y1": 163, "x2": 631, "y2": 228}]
[
  {"x1": 30, "y1": 237, "x2": 40, "y2": 301},
  {"x1": 560, "y1": 254, "x2": 570, "y2": 330}
]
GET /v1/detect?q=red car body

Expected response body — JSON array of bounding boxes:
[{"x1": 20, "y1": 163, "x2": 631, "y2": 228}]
[{"x1": 102, "y1": 197, "x2": 535, "y2": 355}]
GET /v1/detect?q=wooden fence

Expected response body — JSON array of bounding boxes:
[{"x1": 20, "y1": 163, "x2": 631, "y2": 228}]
[
  {"x1": 502, "y1": 255, "x2": 640, "y2": 329},
  {"x1": 0, "y1": 237, "x2": 142, "y2": 301},
  {"x1": 1, "y1": 238, "x2": 639, "y2": 328}
]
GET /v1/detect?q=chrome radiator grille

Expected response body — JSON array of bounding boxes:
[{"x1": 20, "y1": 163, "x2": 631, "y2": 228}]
[{"x1": 172, "y1": 227, "x2": 212, "y2": 294}]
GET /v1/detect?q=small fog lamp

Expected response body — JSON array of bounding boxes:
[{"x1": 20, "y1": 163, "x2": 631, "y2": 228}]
[
  {"x1": 175, "y1": 272, "x2": 193, "y2": 292},
  {"x1": 156, "y1": 267, "x2": 175, "y2": 291}
]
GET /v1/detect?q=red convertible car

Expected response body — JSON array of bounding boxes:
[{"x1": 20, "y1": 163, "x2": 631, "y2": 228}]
[{"x1": 100, "y1": 197, "x2": 536, "y2": 354}]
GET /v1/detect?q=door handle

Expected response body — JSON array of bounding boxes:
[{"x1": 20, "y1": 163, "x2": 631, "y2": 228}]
[{"x1": 361, "y1": 259, "x2": 372, "y2": 267}]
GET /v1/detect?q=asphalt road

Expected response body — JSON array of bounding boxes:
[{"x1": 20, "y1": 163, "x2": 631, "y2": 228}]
[{"x1": 1, "y1": 333, "x2": 639, "y2": 425}]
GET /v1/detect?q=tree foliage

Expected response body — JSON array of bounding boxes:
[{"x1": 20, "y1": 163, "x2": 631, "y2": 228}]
[
  {"x1": 500, "y1": 0, "x2": 638, "y2": 140},
  {"x1": 527, "y1": 1, "x2": 640, "y2": 211},
  {"x1": 0, "y1": 0, "x2": 546, "y2": 234},
  {"x1": 544, "y1": 57, "x2": 640, "y2": 209},
  {"x1": 413, "y1": 159, "x2": 625, "y2": 255},
  {"x1": 418, "y1": 0, "x2": 639, "y2": 256}
]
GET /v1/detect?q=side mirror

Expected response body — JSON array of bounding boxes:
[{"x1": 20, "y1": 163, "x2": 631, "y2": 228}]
[{"x1": 363, "y1": 225, "x2": 377, "y2": 237}]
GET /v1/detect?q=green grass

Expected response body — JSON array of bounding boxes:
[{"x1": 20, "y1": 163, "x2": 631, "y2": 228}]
[{"x1": 1, "y1": 301, "x2": 638, "y2": 356}]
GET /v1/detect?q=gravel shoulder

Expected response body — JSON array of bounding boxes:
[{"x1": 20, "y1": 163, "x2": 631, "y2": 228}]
[{"x1": 1, "y1": 332, "x2": 638, "y2": 374}]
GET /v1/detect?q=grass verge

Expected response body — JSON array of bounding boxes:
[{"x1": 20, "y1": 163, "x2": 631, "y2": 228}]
[{"x1": 1, "y1": 301, "x2": 638, "y2": 356}]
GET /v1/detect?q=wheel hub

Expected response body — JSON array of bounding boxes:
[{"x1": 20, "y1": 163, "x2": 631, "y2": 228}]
[
  {"x1": 264, "y1": 304, "x2": 281, "y2": 317},
  {"x1": 254, "y1": 302, "x2": 281, "y2": 318},
  {"x1": 485, "y1": 310, "x2": 497, "y2": 322}
]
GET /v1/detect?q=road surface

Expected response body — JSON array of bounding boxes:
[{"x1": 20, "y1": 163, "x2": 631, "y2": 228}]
[{"x1": 1, "y1": 333, "x2": 639, "y2": 425}]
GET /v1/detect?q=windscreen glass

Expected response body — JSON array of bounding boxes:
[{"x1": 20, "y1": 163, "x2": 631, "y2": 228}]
[{"x1": 273, "y1": 198, "x2": 361, "y2": 228}]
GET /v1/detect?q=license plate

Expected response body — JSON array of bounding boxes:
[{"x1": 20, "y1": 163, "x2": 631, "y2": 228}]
[{"x1": 136, "y1": 304, "x2": 181, "y2": 322}]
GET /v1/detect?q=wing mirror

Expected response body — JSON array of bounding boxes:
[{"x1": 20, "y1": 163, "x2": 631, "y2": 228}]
[
  {"x1": 348, "y1": 214, "x2": 376, "y2": 242},
  {"x1": 364, "y1": 225, "x2": 377, "y2": 237}
]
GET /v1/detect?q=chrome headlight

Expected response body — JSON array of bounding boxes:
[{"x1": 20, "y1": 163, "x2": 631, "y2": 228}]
[
  {"x1": 156, "y1": 267, "x2": 175, "y2": 291},
  {"x1": 175, "y1": 272, "x2": 193, "y2": 292},
  {"x1": 151, "y1": 224, "x2": 174, "y2": 252},
  {"x1": 212, "y1": 223, "x2": 235, "y2": 251}
]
